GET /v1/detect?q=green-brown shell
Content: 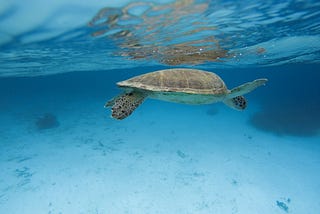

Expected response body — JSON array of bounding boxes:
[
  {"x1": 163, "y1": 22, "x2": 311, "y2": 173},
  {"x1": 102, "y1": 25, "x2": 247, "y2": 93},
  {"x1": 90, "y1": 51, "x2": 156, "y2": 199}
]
[{"x1": 117, "y1": 68, "x2": 228, "y2": 95}]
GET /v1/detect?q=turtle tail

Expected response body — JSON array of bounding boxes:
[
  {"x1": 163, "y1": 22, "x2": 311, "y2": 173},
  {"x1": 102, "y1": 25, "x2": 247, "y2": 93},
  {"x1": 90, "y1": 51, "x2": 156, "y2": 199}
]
[
  {"x1": 105, "y1": 91, "x2": 147, "y2": 120},
  {"x1": 223, "y1": 96, "x2": 247, "y2": 110}
]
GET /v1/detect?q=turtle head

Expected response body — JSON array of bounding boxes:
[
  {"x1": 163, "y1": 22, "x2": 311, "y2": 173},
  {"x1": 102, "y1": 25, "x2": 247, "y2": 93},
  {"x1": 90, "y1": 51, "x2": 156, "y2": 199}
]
[{"x1": 223, "y1": 96, "x2": 247, "y2": 110}]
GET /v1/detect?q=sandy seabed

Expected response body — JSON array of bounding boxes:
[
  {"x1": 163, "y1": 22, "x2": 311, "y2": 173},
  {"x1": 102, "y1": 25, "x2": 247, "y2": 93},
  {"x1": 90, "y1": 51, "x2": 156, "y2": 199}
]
[{"x1": 0, "y1": 99, "x2": 319, "y2": 214}]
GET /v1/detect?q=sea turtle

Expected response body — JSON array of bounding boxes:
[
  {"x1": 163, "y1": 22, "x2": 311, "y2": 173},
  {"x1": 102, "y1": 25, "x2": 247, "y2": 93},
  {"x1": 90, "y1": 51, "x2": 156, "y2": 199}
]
[{"x1": 105, "y1": 68, "x2": 267, "y2": 120}]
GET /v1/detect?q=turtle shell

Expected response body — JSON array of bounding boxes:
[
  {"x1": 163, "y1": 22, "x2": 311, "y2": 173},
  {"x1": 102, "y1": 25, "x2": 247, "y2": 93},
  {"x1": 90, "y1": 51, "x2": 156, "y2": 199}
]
[{"x1": 117, "y1": 68, "x2": 228, "y2": 95}]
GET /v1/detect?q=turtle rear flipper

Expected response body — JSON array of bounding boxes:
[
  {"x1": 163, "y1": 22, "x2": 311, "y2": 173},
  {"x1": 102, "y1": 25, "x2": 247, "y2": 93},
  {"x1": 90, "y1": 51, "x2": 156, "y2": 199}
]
[
  {"x1": 223, "y1": 78, "x2": 267, "y2": 110},
  {"x1": 227, "y1": 78, "x2": 267, "y2": 98},
  {"x1": 107, "y1": 91, "x2": 147, "y2": 120},
  {"x1": 223, "y1": 96, "x2": 247, "y2": 110}
]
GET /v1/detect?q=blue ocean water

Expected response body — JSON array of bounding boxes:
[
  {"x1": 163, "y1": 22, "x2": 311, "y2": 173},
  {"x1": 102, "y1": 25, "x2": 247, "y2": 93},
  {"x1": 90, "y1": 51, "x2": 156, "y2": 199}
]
[{"x1": 1, "y1": 0, "x2": 320, "y2": 213}]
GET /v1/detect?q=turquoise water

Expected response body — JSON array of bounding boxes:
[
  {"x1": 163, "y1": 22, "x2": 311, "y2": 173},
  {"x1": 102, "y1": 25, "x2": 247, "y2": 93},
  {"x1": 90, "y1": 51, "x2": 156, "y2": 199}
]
[{"x1": 1, "y1": 0, "x2": 320, "y2": 213}]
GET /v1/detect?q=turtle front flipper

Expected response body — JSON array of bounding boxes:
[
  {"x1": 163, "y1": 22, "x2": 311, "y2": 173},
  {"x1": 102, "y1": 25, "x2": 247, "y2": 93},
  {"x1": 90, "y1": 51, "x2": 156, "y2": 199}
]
[
  {"x1": 105, "y1": 91, "x2": 147, "y2": 120},
  {"x1": 105, "y1": 93, "x2": 123, "y2": 107}
]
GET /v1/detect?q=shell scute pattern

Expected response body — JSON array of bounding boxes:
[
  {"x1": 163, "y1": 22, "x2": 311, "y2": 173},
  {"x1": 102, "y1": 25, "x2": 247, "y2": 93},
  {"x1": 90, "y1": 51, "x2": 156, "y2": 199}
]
[{"x1": 118, "y1": 69, "x2": 228, "y2": 95}]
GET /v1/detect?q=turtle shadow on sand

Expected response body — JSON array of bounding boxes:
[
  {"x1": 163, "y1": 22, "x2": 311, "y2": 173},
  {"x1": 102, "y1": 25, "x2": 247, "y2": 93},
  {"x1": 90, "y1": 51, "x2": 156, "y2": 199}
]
[
  {"x1": 206, "y1": 106, "x2": 219, "y2": 116},
  {"x1": 35, "y1": 113, "x2": 60, "y2": 130}
]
